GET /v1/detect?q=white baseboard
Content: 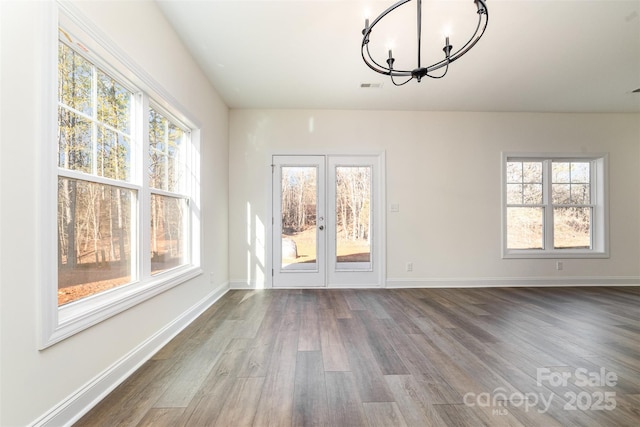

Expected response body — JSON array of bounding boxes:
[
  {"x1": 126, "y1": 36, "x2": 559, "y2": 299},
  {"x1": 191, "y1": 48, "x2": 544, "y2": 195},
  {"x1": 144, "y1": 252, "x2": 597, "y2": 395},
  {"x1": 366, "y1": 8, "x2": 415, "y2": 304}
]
[
  {"x1": 386, "y1": 276, "x2": 640, "y2": 288},
  {"x1": 229, "y1": 280, "x2": 258, "y2": 290},
  {"x1": 31, "y1": 282, "x2": 230, "y2": 427},
  {"x1": 229, "y1": 281, "x2": 385, "y2": 290},
  {"x1": 232, "y1": 277, "x2": 640, "y2": 290}
]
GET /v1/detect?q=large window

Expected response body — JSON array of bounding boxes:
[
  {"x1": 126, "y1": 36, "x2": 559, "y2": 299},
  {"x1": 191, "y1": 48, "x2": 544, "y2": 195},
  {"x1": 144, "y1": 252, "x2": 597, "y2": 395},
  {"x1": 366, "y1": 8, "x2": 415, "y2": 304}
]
[
  {"x1": 43, "y1": 15, "x2": 201, "y2": 347},
  {"x1": 503, "y1": 153, "x2": 608, "y2": 258},
  {"x1": 57, "y1": 40, "x2": 137, "y2": 305},
  {"x1": 148, "y1": 107, "x2": 189, "y2": 275}
]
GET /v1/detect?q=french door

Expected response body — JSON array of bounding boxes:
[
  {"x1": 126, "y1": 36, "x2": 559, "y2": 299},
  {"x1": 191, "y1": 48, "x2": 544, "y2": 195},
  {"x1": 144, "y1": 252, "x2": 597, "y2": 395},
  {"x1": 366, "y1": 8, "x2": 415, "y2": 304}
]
[{"x1": 272, "y1": 154, "x2": 383, "y2": 288}]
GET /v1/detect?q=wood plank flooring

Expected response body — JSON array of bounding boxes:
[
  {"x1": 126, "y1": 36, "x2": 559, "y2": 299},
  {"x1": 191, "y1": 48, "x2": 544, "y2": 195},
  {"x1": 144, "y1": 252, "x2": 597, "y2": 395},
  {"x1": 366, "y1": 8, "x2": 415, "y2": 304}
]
[{"x1": 75, "y1": 287, "x2": 640, "y2": 426}]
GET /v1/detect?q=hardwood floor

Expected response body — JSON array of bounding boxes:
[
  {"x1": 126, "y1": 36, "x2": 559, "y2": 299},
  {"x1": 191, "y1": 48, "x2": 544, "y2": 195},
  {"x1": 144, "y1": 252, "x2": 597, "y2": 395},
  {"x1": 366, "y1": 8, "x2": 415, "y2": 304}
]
[{"x1": 75, "y1": 287, "x2": 640, "y2": 426}]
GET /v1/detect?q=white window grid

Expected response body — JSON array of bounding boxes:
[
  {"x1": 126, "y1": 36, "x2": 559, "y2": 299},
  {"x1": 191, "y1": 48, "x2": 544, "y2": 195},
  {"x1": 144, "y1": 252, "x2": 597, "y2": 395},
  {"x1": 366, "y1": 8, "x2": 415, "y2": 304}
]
[
  {"x1": 42, "y1": 13, "x2": 201, "y2": 348},
  {"x1": 502, "y1": 153, "x2": 608, "y2": 259}
]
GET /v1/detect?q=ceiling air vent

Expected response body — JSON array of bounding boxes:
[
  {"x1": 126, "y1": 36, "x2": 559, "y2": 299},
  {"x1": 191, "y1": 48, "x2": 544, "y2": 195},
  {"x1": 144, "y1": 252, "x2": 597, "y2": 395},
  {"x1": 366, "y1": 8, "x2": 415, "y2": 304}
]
[{"x1": 360, "y1": 83, "x2": 383, "y2": 89}]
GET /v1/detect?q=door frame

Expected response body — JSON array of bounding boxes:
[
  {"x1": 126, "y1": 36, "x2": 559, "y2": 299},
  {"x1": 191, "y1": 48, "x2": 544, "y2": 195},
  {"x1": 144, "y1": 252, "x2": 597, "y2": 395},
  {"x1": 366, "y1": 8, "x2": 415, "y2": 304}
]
[
  {"x1": 268, "y1": 151, "x2": 386, "y2": 289},
  {"x1": 272, "y1": 155, "x2": 326, "y2": 287}
]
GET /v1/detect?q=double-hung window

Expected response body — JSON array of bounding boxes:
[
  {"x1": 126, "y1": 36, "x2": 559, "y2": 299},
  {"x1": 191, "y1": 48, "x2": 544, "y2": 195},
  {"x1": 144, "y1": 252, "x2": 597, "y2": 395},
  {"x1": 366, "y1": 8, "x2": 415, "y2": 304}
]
[
  {"x1": 43, "y1": 14, "x2": 201, "y2": 347},
  {"x1": 502, "y1": 153, "x2": 608, "y2": 258},
  {"x1": 57, "y1": 38, "x2": 138, "y2": 305}
]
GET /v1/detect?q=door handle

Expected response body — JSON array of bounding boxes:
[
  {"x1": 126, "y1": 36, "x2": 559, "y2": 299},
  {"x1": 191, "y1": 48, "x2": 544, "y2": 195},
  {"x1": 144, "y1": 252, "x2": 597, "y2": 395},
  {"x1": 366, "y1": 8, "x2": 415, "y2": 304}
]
[{"x1": 319, "y1": 225, "x2": 324, "y2": 231}]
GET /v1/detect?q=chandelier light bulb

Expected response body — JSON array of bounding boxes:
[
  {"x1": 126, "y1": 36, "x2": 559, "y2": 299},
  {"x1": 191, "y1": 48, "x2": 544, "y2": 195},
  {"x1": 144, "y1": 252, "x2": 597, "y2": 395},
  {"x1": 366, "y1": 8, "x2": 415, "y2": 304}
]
[{"x1": 442, "y1": 23, "x2": 453, "y2": 39}]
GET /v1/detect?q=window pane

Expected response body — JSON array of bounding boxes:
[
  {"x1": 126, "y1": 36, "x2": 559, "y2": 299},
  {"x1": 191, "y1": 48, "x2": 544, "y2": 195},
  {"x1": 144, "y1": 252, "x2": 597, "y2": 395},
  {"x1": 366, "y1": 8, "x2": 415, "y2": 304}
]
[
  {"x1": 507, "y1": 161, "x2": 542, "y2": 205},
  {"x1": 167, "y1": 123, "x2": 184, "y2": 193},
  {"x1": 280, "y1": 166, "x2": 317, "y2": 269},
  {"x1": 552, "y1": 184, "x2": 571, "y2": 204},
  {"x1": 58, "y1": 178, "x2": 133, "y2": 306},
  {"x1": 554, "y1": 207, "x2": 591, "y2": 249},
  {"x1": 571, "y1": 184, "x2": 590, "y2": 204},
  {"x1": 552, "y1": 162, "x2": 571, "y2": 183},
  {"x1": 149, "y1": 108, "x2": 166, "y2": 152},
  {"x1": 507, "y1": 207, "x2": 544, "y2": 249},
  {"x1": 151, "y1": 194, "x2": 187, "y2": 274},
  {"x1": 149, "y1": 108, "x2": 185, "y2": 192},
  {"x1": 58, "y1": 41, "x2": 92, "y2": 115},
  {"x1": 58, "y1": 107, "x2": 92, "y2": 173},
  {"x1": 522, "y1": 184, "x2": 542, "y2": 204},
  {"x1": 506, "y1": 184, "x2": 522, "y2": 205},
  {"x1": 571, "y1": 162, "x2": 590, "y2": 183},
  {"x1": 522, "y1": 162, "x2": 542, "y2": 183},
  {"x1": 149, "y1": 151, "x2": 167, "y2": 190},
  {"x1": 553, "y1": 161, "x2": 591, "y2": 205},
  {"x1": 149, "y1": 109, "x2": 167, "y2": 190},
  {"x1": 506, "y1": 162, "x2": 522, "y2": 183},
  {"x1": 336, "y1": 166, "x2": 371, "y2": 264},
  {"x1": 97, "y1": 126, "x2": 130, "y2": 181},
  {"x1": 97, "y1": 70, "x2": 131, "y2": 134}
]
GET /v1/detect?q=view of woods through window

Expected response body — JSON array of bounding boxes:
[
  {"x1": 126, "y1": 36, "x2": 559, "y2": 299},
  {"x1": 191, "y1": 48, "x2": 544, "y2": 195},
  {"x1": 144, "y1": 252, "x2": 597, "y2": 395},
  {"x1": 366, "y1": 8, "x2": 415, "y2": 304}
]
[
  {"x1": 335, "y1": 166, "x2": 371, "y2": 263},
  {"x1": 280, "y1": 166, "x2": 318, "y2": 267},
  {"x1": 280, "y1": 166, "x2": 371, "y2": 267},
  {"x1": 149, "y1": 108, "x2": 187, "y2": 275},
  {"x1": 506, "y1": 160, "x2": 592, "y2": 250},
  {"x1": 57, "y1": 37, "x2": 188, "y2": 306}
]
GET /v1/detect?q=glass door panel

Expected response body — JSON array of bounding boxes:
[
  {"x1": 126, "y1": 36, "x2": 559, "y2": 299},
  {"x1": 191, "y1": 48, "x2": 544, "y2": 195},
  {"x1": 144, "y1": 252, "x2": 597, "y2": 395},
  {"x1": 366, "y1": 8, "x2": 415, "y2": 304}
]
[
  {"x1": 335, "y1": 166, "x2": 371, "y2": 269},
  {"x1": 273, "y1": 156, "x2": 325, "y2": 287},
  {"x1": 327, "y1": 156, "x2": 380, "y2": 287},
  {"x1": 280, "y1": 166, "x2": 318, "y2": 270}
]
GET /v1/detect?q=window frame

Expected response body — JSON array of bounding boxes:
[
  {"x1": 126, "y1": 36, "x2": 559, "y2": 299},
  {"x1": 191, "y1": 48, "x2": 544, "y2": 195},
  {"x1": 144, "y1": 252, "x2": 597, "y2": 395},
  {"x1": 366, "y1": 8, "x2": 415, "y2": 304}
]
[
  {"x1": 40, "y1": 4, "x2": 202, "y2": 349},
  {"x1": 501, "y1": 152, "x2": 609, "y2": 259}
]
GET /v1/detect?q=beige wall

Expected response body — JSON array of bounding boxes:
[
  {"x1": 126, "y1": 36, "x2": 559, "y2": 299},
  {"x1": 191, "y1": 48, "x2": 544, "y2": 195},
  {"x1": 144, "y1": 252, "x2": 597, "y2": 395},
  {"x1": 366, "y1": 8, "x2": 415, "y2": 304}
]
[
  {"x1": 0, "y1": 1, "x2": 229, "y2": 425},
  {"x1": 229, "y1": 109, "x2": 640, "y2": 287}
]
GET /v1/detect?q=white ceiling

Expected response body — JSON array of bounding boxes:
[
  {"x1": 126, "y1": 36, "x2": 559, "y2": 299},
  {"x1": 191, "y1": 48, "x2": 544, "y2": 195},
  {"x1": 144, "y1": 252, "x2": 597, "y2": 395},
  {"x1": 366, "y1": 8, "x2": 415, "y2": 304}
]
[{"x1": 156, "y1": 0, "x2": 640, "y2": 113}]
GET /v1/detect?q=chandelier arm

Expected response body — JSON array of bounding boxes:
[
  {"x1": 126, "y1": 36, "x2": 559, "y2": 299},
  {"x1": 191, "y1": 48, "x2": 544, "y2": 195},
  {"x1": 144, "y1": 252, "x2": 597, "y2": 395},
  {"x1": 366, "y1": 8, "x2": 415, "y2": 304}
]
[
  {"x1": 362, "y1": 42, "x2": 412, "y2": 76},
  {"x1": 361, "y1": 0, "x2": 415, "y2": 76},
  {"x1": 365, "y1": 42, "x2": 392, "y2": 74},
  {"x1": 426, "y1": 63, "x2": 449, "y2": 79},
  {"x1": 443, "y1": 9, "x2": 488, "y2": 65},
  {"x1": 362, "y1": 0, "x2": 412, "y2": 40},
  {"x1": 391, "y1": 77, "x2": 414, "y2": 86},
  {"x1": 424, "y1": 8, "x2": 488, "y2": 75}
]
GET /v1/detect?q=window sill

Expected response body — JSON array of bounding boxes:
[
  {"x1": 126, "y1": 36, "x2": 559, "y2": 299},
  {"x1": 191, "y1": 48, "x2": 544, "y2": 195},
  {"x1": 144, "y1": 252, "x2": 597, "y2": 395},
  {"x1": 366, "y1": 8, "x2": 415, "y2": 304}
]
[
  {"x1": 41, "y1": 265, "x2": 202, "y2": 349},
  {"x1": 502, "y1": 250, "x2": 609, "y2": 260}
]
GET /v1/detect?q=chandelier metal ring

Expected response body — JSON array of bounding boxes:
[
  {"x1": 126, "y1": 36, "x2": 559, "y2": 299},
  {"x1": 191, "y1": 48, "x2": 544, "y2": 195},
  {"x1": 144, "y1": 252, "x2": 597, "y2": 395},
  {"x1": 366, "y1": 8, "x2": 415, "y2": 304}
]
[{"x1": 361, "y1": 0, "x2": 489, "y2": 86}]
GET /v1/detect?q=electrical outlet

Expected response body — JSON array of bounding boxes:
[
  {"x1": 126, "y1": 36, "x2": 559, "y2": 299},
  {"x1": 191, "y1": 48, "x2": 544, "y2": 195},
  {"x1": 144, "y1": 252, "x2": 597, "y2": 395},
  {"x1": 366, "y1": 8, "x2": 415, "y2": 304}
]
[
  {"x1": 556, "y1": 261, "x2": 563, "y2": 271},
  {"x1": 406, "y1": 262, "x2": 413, "y2": 272}
]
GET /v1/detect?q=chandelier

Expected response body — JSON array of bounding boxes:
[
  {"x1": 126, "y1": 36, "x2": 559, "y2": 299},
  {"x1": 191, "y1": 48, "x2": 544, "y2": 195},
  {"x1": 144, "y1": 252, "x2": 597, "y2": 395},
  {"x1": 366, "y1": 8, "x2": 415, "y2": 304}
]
[{"x1": 361, "y1": 0, "x2": 489, "y2": 86}]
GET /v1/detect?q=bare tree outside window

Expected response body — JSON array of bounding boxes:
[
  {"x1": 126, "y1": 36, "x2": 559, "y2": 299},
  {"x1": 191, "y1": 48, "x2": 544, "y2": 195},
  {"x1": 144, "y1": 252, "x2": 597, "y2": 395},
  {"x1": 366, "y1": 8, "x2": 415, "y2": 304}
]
[
  {"x1": 335, "y1": 166, "x2": 371, "y2": 263},
  {"x1": 149, "y1": 108, "x2": 188, "y2": 274},
  {"x1": 57, "y1": 40, "x2": 134, "y2": 306},
  {"x1": 280, "y1": 166, "x2": 317, "y2": 267},
  {"x1": 506, "y1": 161, "x2": 544, "y2": 249},
  {"x1": 552, "y1": 161, "x2": 591, "y2": 249},
  {"x1": 505, "y1": 157, "x2": 596, "y2": 254}
]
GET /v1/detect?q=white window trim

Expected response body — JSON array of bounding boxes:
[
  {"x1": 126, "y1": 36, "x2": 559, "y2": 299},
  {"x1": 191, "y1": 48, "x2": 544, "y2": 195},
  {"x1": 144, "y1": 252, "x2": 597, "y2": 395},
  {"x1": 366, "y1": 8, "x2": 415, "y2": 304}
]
[
  {"x1": 39, "y1": 2, "x2": 202, "y2": 349},
  {"x1": 501, "y1": 152, "x2": 609, "y2": 259}
]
